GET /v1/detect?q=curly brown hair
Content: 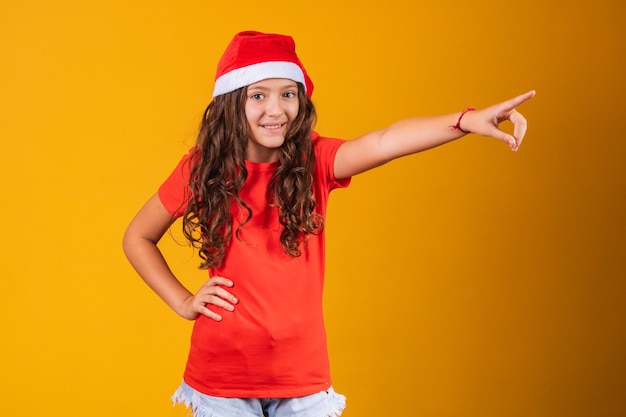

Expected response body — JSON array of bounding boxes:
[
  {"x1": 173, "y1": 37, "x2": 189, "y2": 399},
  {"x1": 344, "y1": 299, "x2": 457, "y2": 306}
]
[{"x1": 182, "y1": 83, "x2": 322, "y2": 269}]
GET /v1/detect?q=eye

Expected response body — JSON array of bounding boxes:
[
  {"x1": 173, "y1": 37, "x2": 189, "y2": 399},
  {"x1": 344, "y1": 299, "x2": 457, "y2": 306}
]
[
  {"x1": 283, "y1": 91, "x2": 296, "y2": 99},
  {"x1": 250, "y1": 93, "x2": 264, "y2": 100}
]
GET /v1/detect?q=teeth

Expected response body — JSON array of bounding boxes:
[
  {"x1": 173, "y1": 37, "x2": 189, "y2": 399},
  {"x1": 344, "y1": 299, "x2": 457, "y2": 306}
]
[{"x1": 262, "y1": 123, "x2": 284, "y2": 129}]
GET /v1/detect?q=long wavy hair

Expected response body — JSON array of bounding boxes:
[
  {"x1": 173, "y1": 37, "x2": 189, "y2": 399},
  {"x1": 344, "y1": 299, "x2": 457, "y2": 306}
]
[{"x1": 182, "y1": 83, "x2": 322, "y2": 269}]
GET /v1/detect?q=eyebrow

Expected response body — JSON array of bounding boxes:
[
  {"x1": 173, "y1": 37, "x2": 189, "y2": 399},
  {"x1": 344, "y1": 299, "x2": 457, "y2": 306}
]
[{"x1": 248, "y1": 82, "x2": 298, "y2": 91}]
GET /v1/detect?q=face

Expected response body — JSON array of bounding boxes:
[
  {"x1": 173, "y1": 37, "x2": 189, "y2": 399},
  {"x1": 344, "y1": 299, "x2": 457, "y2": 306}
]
[{"x1": 244, "y1": 78, "x2": 300, "y2": 162}]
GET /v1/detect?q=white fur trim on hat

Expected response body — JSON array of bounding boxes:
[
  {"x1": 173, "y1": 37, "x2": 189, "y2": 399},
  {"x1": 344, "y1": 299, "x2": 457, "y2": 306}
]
[{"x1": 212, "y1": 61, "x2": 306, "y2": 98}]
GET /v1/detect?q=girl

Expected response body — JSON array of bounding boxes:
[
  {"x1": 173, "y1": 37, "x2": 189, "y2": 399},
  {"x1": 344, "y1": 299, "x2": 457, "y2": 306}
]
[{"x1": 123, "y1": 31, "x2": 535, "y2": 417}]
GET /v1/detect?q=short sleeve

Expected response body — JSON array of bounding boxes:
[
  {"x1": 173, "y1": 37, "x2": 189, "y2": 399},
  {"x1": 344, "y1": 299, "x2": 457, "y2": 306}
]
[
  {"x1": 311, "y1": 131, "x2": 351, "y2": 191},
  {"x1": 157, "y1": 148, "x2": 195, "y2": 218}
]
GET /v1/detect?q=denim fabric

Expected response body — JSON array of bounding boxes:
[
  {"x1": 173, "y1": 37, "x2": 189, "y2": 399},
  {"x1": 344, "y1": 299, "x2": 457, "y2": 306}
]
[{"x1": 172, "y1": 381, "x2": 346, "y2": 417}]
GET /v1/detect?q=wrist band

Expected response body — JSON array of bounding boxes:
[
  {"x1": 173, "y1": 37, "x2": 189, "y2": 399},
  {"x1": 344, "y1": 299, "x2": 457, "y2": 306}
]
[{"x1": 449, "y1": 107, "x2": 476, "y2": 134}]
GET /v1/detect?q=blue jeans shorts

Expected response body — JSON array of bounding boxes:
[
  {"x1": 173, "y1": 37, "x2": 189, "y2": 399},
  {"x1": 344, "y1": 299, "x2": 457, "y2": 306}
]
[{"x1": 172, "y1": 380, "x2": 346, "y2": 417}]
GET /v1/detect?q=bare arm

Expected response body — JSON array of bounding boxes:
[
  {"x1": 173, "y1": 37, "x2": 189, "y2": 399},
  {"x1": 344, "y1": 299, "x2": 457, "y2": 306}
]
[
  {"x1": 334, "y1": 90, "x2": 536, "y2": 179},
  {"x1": 122, "y1": 194, "x2": 237, "y2": 321}
]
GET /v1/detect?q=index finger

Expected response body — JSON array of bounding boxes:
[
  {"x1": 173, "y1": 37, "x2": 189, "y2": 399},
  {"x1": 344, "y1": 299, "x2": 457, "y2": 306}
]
[
  {"x1": 207, "y1": 276, "x2": 234, "y2": 287},
  {"x1": 504, "y1": 90, "x2": 536, "y2": 110}
]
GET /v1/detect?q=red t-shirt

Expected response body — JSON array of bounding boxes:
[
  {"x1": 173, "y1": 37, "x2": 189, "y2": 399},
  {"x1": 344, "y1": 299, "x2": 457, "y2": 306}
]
[{"x1": 158, "y1": 133, "x2": 350, "y2": 398}]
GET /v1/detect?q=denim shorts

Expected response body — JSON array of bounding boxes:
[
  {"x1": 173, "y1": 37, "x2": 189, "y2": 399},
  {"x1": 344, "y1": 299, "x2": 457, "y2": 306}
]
[{"x1": 172, "y1": 380, "x2": 346, "y2": 417}]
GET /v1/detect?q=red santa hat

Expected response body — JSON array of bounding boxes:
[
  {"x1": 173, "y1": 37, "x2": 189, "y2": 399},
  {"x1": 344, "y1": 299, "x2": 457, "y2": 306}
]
[{"x1": 212, "y1": 31, "x2": 314, "y2": 98}]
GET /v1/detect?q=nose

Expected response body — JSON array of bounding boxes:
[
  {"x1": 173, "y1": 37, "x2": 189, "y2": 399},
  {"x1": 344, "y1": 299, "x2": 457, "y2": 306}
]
[{"x1": 264, "y1": 96, "x2": 284, "y2": 116}]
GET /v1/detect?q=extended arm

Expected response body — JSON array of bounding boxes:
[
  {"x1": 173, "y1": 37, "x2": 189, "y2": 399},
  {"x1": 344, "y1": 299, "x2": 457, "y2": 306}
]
[
  {"x1": 122, "y1": 194, "x2": 237, "y2": 321},
  {"x1": 334, "y1": 90, "x2": 535, "y2": 179}
]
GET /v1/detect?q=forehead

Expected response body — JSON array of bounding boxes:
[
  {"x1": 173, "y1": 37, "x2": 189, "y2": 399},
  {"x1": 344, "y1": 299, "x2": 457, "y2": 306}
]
[{"x1": 247, "y1": 78, "x2": 298, "y2": 90}]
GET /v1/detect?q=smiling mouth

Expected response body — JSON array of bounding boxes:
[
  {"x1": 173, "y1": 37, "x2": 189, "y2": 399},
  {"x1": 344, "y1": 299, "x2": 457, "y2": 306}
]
[{"x1": 261, "y1": 122, "x2": 287, "y2": 130}]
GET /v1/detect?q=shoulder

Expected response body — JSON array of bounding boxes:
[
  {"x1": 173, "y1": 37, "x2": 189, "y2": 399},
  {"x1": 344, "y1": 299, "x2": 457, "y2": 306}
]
[
  {"x1": 311, "y1": 131, "x2": 346, "y2": 161},
  {"x1": 310, "y1": 131, "x2": 351, "y2": 189},
  {"x1": 157, "y1": 146, "x2": 198, "y2": 217}
]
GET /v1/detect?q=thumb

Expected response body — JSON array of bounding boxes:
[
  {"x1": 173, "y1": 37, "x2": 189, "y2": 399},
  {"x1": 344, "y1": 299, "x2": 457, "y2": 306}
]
[{"x1": 484, "y1": 125, "x2": 517, "y2": 150}]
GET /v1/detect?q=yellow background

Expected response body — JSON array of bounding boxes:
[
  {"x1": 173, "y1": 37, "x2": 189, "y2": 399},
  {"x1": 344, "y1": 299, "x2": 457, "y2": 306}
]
[{"x1": 2, "y1": 0, "x2": 625, "y2": 416}]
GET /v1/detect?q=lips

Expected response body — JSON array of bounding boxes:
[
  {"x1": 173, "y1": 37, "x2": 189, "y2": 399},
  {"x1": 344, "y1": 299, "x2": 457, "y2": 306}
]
[{"x1": 261, "y1": 122, "x2": 286, "y2": 130}]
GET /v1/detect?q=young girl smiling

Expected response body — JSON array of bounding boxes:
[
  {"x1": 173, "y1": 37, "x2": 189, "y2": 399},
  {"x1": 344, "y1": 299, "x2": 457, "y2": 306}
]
[{"x1": 123, "y1": 30, "x2": 535, "y2": 417}]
